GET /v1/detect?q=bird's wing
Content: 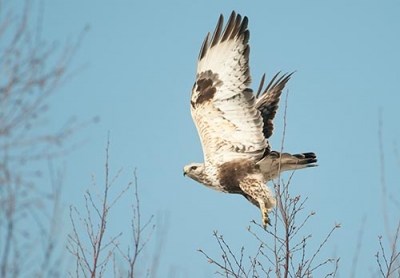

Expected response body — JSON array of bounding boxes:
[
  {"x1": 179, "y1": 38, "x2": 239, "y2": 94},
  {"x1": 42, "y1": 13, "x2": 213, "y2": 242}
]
[
  {"x1": 190, "y1": 11, "x2": 267, "y2": 166},
  {"x1": 255, "y1": 72, "x2": 293, "y2": 148}
]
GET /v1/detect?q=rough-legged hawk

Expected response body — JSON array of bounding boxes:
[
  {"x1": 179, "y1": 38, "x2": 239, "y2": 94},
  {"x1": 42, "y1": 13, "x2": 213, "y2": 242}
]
[{"x1": 183, "y1": 11, "x2": 317, "y2": 228}]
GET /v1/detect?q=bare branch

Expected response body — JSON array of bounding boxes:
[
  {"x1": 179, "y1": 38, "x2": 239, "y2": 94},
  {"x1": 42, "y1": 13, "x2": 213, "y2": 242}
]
[
  {"x1": 68, "y1": 137, "x2": 157, "y2": 278},
  {"x1": 375, "y1": 111, "x2": 400, "y2": 277}
]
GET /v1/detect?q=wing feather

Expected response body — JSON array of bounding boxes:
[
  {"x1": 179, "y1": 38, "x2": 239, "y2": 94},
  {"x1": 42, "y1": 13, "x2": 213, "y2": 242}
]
[
  {"x1": 191, "y1": 11, "x2": 267, "y2": 166},
  {"x1": 255, "y1": 72, "x2": 294, "y2": 143}
]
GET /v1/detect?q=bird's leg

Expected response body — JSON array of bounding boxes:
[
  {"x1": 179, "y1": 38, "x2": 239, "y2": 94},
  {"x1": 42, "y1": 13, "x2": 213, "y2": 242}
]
[{"x1": 257, "y1": 199, "x2": 271, "y2": 229}]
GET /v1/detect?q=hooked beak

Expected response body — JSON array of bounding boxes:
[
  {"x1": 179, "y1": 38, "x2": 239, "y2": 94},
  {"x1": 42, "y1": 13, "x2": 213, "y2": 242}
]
[{"x1": 183, "y1": 170, "x2": 187, "y2": 177}]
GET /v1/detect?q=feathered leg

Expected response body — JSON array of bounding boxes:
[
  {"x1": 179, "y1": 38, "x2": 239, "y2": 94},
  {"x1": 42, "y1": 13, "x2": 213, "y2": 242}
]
[
  {"x1": 257, "y1": 199, "x2": 271, "y2": 229},
  {"x1": 241, "y1": 177, "x2": 276, "y2": 229}
]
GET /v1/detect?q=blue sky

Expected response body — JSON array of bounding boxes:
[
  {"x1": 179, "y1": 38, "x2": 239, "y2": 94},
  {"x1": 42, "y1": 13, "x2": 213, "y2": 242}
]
[{"x1": 5, "y1": 1, "x2": 400, "y2": 277}]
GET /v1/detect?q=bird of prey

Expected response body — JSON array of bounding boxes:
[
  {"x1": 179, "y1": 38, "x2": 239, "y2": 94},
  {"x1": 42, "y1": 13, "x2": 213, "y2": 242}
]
[{"x1": 183, "y1": 11, "x2": 317, "y2": 228}]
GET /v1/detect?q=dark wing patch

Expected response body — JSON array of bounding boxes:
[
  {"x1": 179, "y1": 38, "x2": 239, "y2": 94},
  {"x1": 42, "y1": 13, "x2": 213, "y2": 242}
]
[
  {"x1": 192, "y1": 70, "x2": 223, "y2": 107},
  {"x1": 195, "y1": 77, "x2": 216, "y2": 104},
  {"x1": 256, "y1": 72, "x2": 294, "y2": 140}
]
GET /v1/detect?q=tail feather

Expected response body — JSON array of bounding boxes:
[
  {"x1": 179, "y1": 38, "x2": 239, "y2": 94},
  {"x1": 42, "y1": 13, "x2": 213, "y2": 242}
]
[
  {"x1": 291, "y1": 152, "x2": 317, "y2": 165},
  {"x1": 257, "y1": 151, "x2": 318, "y2": 181}
]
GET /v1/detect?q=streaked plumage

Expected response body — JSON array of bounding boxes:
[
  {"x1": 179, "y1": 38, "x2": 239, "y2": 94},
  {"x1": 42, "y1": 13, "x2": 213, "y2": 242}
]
[{"x1": 183, "y1": 11, "x2": 317, "y2": 228}]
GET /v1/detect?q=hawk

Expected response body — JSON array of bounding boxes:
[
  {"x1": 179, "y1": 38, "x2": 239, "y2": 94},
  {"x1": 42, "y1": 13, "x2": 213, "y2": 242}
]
[{"x1": 183, "y1": 11, "x2": 317, "y2": 228}]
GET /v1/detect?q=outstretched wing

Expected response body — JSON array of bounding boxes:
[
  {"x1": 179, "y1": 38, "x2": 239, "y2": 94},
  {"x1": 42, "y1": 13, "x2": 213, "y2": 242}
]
[
  {"x1": 190, "y1": 11, "x2": 266, "y2": 166},
  {"x1": 255, "y1": 72, "x2": 293, "y2": 142}
]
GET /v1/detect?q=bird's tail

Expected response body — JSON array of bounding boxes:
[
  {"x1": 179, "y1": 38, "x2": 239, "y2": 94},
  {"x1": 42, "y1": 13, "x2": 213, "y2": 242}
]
[{"x1": 257, "y1": 151, "x2": 318, "y2": 181}]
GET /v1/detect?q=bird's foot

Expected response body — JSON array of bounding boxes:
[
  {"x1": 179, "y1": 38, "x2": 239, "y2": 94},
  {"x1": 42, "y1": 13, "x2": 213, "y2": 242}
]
[
  {"x1": 262, "y1": 211, "x2": 271, "y2": 230},
  {"x1": 259, "y1": 200, "x2": 272, "y2": 230}
]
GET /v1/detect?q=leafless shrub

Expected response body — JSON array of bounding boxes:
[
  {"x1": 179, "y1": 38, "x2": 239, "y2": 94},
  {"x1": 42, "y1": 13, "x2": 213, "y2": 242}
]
[
  {"x1": 199, "y1": 183, "x2": 340, "y2": 278},
  {"x1": 112, "y1": 171, "x2": 157, "y2": 278},
  {"x1": 67, "y1": 138, "x2": 156, "y2": 278},
  {"x1": 199, "y1": 91, "x2": 340, "y2": 277},
  {"x1": 376, "y1": 226, "x2": 400, "y2": 278},
  {"x1": 375, "y1": 111, "x2": 400, "y2": 278},
  {"x1": 0, "y1": 2, "x2": 88, "y2": 277}
]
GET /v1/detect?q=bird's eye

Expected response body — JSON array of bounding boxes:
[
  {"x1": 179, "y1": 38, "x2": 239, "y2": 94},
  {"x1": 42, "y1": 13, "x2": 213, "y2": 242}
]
[{"x1": 190, "y1": 165, "x2": 198, "y2": 171}]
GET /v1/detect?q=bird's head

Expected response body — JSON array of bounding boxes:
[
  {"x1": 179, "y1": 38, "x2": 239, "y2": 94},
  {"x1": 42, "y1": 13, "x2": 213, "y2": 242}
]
[{"x1": 183, "y1": 163, "x2": 205, "y2": 183}]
